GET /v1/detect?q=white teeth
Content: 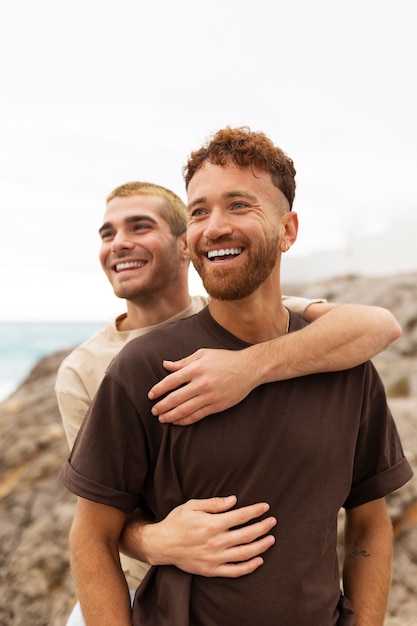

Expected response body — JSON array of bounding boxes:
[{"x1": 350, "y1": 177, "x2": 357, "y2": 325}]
[
  {"x1": 207, "y1": 248, "x2": 242, "y2": 260},
  {"x1": 115, "y1": 261, "x2": 145, "y2": 272}
]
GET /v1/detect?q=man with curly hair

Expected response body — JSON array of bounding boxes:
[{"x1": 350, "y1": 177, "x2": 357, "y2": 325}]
[{"x1": 60, "y1": 129, "x2": 412, "y2": 625}]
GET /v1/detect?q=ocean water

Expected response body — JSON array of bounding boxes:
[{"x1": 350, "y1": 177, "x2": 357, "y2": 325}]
[{"x1": 0, "y1": 321, "x2": 105, "y2": 402}]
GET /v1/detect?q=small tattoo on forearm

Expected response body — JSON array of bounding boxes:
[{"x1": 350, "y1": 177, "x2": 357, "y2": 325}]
[{"x1": 346, "y1": 542, "x2": 371, "y2": 559}]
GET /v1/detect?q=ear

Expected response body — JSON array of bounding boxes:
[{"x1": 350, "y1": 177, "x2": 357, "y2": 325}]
[
  {"x1": 280, "y1": 211, "x2": 298, "y2": 253},
  {"x1": 178, "y1": 232, "x2": 190, "y2": 262}
]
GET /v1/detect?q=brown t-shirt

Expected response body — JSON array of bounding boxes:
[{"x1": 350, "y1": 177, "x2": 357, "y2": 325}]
[{"x1": 60, "y1": 307, "x2": 412, "y2": 626}]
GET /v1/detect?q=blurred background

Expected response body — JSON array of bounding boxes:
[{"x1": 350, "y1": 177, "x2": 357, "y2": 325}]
[
  {"x1": 1, "y1": 0, "x2": 415, "y2": 396},
  {"x1": 1, "y1": 0, "x2": 416, "y2": 322},
  {"x1": 0, "y1": 3, "x2": 416, "y2": 623}
]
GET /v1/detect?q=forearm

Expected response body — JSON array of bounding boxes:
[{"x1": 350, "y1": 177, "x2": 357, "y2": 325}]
[
  {"x1": 148, "y1": 301, "x2": 401, "y2": 425},
  {"x1": 120, "y1": 510, "x2": 152, "y2": 563},
  {"x1": 71, "y1": 545, "x2": 132, "y2": 625},
  {"x1": 342, "y1": 503, "x2": 394, "y2": 626},
  {"x1": 249, "y1": 303, "x2": 401, "y2": 385},
  {"x1": 121, "y1": 516, "x2": 171, "y2": 567},
  {"x1": 303, "y1": 302, "x2": 401, "y2": 353},
  {"x1": 70, "y1": 500, "x2": 132, "y2": 626}
]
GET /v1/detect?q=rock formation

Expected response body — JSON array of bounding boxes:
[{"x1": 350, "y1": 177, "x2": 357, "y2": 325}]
[{"x1": 0, "y1": 272, "x2": 416, "y2": 625}]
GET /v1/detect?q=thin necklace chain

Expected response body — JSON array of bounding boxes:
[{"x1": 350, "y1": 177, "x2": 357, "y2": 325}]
[{"x1": 285, "y1": 307, "x2": 291, "y2": 334}]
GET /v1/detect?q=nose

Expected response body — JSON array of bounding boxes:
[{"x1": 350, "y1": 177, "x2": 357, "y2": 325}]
[
  {"x1": 110, "y1": 231, "x2": 135, "y2": 253},
  {"x1": 203, "y1": 208, "x2": 234, "y2": 241}
]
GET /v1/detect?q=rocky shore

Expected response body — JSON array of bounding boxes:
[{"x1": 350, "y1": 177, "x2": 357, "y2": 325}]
[{"x1": 0, "y1": 272, "x2": 416, "y2": 625}]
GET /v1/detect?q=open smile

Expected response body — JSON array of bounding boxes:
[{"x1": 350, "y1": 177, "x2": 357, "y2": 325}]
[
  {"x1": 115, "y1": 261, "x2": 147, "y2": 272},
  {"x1": 206, "y1": 248, "x2": 243, "y2": 261}
]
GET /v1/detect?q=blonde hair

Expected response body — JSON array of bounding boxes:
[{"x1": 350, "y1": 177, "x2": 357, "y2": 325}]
[{"x1": 106, "y1": 181, "x2": 187, "y2": 236}]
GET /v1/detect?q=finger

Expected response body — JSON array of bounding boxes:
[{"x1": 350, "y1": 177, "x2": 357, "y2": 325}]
[
  {"x1": 159, "y1": 398, "x2": 213, "y2": 424},
  {"x1": 188, "y1": 495, "x2": 270, "y2": 520},
  {"x1": 162, "y1": 352, "x2": 203, "y2": 371},
  {"x1": 194, "y1": 532, "x2": 276, "y2": 578},
  {"x1": 220, "y1": 502, "x2": 275, "y2": 529},
  {"x1": 213, "y1": 556, "x2": 266, "y2": 578},
  {"x1": 225, "y1": 516, "x2": 277, "y2": 547},
  {"x1": 149, "y1": 351, "x2": 207, "y2": 401},
  {"x1": 188, "y1": 495, "x2": 238, "y2": 514},
  {"x1": 171, "y1": 411, "x2": 212, "y2": 426},
  {"x1": 222, "y1": 533, "x2": 276, "y2": 563},
  {"x1": 152, "y1": 387, "x2": 203, "y2": 419},
  {"x1": 170, "y1": 402, "x2": 220, "y2": 425},
  {"x1": 160, "y1": 359, "x2": 186, "y2": 372},
  {"x1": 148, "y1": 369, "x2": 191, "y2": 401}
]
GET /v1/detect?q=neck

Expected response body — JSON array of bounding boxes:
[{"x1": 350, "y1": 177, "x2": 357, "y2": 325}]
[
  {"x1": 208, "y1": 284, "x2": 289, "y2": 344},
  {"x1": 119, "y1": 289, "x2": 191, "y2": 331}
]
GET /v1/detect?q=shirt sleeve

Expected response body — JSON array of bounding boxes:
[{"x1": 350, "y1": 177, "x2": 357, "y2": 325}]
[
  {"x1": 55, "y1": 362, "x2": 92, "y2": 449},
  {"x1": 344, "y1": 363, "x2": 413, "y2": 509},
  {"x1": 58, "y1": 372, "x2": 150, "y2": 514},
  {"x1": 282, "y1": 295, "x2": 326, "y2": 316}
]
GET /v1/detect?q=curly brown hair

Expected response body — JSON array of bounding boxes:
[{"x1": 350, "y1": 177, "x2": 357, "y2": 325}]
[{"x1": 183, "y1": 126, "x2": 296, "y2": 209}]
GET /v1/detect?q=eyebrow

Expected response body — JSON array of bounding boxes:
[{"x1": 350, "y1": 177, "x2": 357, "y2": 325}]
[
  {"x1": 187, "y1": 190, "x2": 258, "y2": 212},
  {"x1": 98, "y1": 214, "x2": 158, "y2": 235}
]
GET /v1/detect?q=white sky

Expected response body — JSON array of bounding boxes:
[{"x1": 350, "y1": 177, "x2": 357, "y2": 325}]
[{"x1": 1, "y1": 0, "x2": 416, "y2": 321}]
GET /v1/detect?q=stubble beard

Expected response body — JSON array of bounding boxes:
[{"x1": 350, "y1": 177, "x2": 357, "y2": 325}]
[
  {"x1": 191, "y1": 233, "x2": 280, "y2": 301},
  {"x1": 110, "y1": 241, "x2": 182, "y2": 302}
]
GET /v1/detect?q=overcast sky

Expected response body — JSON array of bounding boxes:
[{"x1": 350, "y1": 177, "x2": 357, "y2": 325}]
[{"x1": 1, "y1": 0, "x2": 416, "y2": 321}]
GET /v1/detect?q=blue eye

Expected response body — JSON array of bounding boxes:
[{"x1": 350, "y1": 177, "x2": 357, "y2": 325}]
[{"x1": 189, "y1": 208, "x2": 206, "y2": 218}]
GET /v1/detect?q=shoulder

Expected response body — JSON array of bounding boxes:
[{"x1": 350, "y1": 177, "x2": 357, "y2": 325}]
[
  {"x1": 190, "y1": 294, "x2": 209, "y2": 312},
  {"x1": 107, "y1": 309, "x2": 220, "y2": 383},
  {"x1": 121, "y1": 309, "x2": 208, "y2": 357},
  {"x1": 55, "y1": 317, "x2": 139, "y2": 389},
  {"x1": 57, "y1": 321, "x2": 114, "y2": 370}
]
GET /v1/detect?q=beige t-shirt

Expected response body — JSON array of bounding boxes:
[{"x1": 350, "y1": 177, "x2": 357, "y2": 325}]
[{"x1": 55, "y1": 293, "x2": 323, "y2": 585}]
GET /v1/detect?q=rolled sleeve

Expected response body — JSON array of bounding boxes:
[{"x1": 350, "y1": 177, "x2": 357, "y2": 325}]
[
  {"x1": 344, "y1": 457, "x2": 413, "y2": 509},
  {"x1": 59, "y1": 460, "x2": 138, "y2": 513}
]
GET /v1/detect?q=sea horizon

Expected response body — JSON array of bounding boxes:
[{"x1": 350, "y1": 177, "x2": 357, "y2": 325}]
[{"x1": 0, "y1": 320, "x2": 106, "y2": 402}]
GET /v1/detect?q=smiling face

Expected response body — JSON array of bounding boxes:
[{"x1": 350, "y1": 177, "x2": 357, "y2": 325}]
[
  {"x1": 99, "y1": 194, "x2": 185, "y2": 302},
  {"x1": 186, "y1": 161, "x2": 296, "y2": 301}
]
